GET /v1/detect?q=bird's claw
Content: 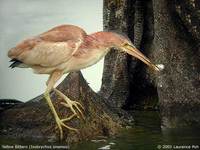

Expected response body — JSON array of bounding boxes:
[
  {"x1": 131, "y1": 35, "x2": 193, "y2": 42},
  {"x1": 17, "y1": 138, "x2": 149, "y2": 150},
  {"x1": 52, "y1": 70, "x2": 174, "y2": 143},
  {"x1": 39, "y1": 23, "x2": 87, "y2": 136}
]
[
  {"x1": 61, "y1": 113, "x2": 76, "y2": 122},
  {"x1": 53, "y1": 88, "x2": 85, "y2": 140},
  {"x1": 53, "y1": 88, "x2": 85, "y2": 120},
  {"x1": 60, "y1": 99, "x2": 85, "y2": 120},
  {"x1": 55, "y1": 115, "x2": 79, "y2": 140},
  {"x1": 56, "y1": 101, "x2": 83, "y2": 140}
]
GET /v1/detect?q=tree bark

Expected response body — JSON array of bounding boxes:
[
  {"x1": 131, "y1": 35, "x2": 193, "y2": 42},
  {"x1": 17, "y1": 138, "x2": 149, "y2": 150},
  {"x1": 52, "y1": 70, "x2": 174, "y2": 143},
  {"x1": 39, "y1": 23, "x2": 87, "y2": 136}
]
[
  {"x1": 0, "y1": 72, "x2": 122, "y2": 143},
  {"x1": 1, "y1": 0, "x2": 199, "y2": 143},
  {"x1": 101, "y1": 0, "x2": 158, "y2": 111},
  {"x1": 101, "y1": 0, "x2": 200, "y2": 128},
  {"x1": 100, "y1": 0, "x2": 130, "y2": 109},
  {"x1": 152, "y1": 0, "x2": 200, "y2": 128}
]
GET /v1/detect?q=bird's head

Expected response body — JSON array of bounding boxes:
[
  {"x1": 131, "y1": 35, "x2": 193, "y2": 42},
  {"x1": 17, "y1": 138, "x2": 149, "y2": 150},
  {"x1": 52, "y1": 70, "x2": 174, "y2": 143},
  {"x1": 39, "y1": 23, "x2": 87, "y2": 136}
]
[
  {"x1": 119, "y1": 42, "x2": 161, "y2": 72},
  {"x1": 92, "y1": 31, "x2": 161, "y2": 72}
]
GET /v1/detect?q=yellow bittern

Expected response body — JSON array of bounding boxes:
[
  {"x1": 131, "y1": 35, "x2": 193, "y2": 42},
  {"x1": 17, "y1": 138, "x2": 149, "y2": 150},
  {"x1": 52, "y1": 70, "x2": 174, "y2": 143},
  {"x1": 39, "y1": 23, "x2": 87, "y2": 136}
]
[{"x1": 8, "y1": 24, "x2": 160, "y2": 140}]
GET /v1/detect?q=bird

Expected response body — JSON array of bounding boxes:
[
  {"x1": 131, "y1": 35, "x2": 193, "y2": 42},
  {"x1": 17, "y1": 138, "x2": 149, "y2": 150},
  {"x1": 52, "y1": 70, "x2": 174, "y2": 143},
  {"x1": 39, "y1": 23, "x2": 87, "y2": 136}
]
[{"x1": 8, "y1": 24, "x2": 160, "y2": 140}]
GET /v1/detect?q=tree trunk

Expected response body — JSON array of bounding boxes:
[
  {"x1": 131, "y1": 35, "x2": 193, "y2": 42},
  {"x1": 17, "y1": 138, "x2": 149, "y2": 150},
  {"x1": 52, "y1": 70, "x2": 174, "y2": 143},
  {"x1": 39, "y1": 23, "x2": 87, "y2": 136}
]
[
  {"x1": 1, "y1": 0, "x2": 199, "y2": 143},
  {"x1": 152, "y1": 0, "x2": 200, "y2": 128},
  {"x1": 100, "y1": 0, "x2": 130, "y2": 109},
  {"x1": 101, "y1": 0, "x2": 200, "y2": 128},
  {"x1": 101, "y1": 0, "x2": 158, "y2": 111},
  {"x1": 0, "y1": 72, "x2": 122, "y2": 143}
]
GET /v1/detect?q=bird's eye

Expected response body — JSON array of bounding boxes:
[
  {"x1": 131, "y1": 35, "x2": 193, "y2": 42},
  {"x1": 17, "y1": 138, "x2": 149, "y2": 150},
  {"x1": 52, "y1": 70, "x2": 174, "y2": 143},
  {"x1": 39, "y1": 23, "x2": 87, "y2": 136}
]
[{"x1": 122, "y1": 42, "x2": 129, "y2": 47}]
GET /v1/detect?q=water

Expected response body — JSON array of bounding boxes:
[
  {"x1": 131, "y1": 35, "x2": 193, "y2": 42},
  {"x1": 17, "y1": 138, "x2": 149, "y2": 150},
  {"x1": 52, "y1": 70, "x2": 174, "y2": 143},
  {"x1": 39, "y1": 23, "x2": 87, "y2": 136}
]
[
  {"x1": 72, "y1": 111, "x2": 200, "y2": 149},
  {"x1": 1, "y1": 111, "x2": 200, "y2": 150}
]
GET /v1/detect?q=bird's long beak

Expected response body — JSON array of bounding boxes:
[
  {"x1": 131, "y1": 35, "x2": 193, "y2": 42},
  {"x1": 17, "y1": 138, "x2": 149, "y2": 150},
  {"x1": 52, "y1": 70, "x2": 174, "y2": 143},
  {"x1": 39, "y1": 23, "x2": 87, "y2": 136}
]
[{"x1": 121, "y1": 43, "x2": 160, "y2": 72}]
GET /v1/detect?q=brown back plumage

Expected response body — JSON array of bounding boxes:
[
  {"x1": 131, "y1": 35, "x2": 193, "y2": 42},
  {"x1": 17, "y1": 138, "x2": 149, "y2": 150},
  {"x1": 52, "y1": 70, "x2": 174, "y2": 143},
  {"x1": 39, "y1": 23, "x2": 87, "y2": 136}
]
[
  {"x1": 39, "y1": 24, "x2": 87, "y2": 42},
  {"x1": 8, "y1": 25, "x2": 87, "y2": 59}
]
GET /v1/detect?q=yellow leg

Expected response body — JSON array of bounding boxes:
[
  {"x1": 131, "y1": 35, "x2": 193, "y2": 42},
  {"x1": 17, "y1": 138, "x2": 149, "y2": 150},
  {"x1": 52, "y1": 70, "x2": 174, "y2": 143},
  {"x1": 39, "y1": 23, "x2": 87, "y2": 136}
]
[
  {"x1": 53, "y1": 88, "x2": 85, "y2": 120},
  {"x1": 44, "y1": 71, "x2": 78, "y2": 140}
]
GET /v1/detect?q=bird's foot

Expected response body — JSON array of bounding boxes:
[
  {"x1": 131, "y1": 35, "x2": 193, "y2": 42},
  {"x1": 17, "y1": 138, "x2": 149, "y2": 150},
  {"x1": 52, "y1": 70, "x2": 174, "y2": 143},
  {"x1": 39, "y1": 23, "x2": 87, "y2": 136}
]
[
  {"x1": 53, "y1": 88, "x2": 85, "y2": 140},
  {"x1": 54, "y1": 88, "x2": 85, "y2": 120},
  {"x1": 60, "y1": 99, "x2": 85, "y2": 120},
  {"x1": 55, "y1": 113, "x2": 79, "y2": 140}
]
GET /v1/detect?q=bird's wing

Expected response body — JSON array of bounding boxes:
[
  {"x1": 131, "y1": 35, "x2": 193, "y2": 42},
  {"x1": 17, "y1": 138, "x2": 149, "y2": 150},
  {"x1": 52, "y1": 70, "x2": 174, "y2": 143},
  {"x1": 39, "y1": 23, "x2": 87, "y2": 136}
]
[
  {"x1": 39, "y1": 24, "x2": 87, "y2": 42},
  {"x1": 8, "y1": 25, "x2": 87, "y2": 67},
  {"x1": 21, "y1": 41, "x2": 78, "y2": 67}
]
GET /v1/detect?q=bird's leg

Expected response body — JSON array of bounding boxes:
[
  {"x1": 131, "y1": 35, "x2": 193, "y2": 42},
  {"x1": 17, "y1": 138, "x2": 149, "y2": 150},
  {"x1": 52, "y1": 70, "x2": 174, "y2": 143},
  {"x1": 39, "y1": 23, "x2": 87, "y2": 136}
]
[
  {"x1": 44, "y1": 71, "x2": 77, "y2": 140},
  {"x1": 53, "y1": 88, "x2": 85, "y2": 120}
]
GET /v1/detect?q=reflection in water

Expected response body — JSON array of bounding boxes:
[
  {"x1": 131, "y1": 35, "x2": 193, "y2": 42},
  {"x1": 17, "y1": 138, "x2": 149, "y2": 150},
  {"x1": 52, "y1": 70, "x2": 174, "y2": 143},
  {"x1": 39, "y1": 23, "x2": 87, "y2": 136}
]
[{"x1": 0, "y1": 111, "x2": 199, "y2": 150}]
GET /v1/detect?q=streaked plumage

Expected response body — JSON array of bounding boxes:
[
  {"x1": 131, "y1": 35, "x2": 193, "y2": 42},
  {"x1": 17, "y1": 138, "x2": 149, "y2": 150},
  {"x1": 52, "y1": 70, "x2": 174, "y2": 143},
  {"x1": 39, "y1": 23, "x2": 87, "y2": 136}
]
[{"x1": 8, "y1": 24, "x2": 160, "y2": 140}]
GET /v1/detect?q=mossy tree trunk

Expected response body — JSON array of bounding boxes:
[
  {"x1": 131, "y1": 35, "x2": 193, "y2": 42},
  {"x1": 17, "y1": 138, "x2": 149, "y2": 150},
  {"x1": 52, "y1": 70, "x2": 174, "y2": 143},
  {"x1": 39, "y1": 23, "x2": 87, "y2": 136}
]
[{"x1": 102, "y1": 0, "x2": 200, "y2": 128}]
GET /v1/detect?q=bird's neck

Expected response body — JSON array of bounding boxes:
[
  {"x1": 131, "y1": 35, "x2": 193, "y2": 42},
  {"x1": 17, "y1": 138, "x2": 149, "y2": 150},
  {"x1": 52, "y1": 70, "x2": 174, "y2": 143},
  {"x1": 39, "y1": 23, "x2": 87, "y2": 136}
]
[
  {"x1": 79, "y1": 35, "x2": 104, "y2": 49},
  {"x1": 82, "y1": 32, "x2": 124, "y2": 49}
]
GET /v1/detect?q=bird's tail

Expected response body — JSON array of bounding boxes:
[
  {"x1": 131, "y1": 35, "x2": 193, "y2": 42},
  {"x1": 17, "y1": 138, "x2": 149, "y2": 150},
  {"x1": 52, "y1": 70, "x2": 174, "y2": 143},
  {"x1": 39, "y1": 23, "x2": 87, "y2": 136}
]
[{"x1": 9, "y1": 59, "x2": 28, "y2": 68}]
